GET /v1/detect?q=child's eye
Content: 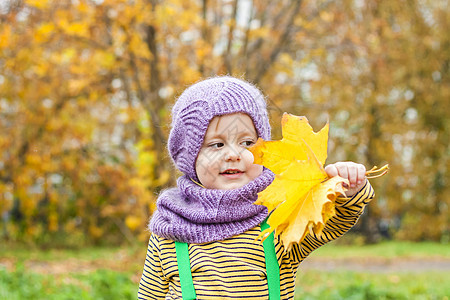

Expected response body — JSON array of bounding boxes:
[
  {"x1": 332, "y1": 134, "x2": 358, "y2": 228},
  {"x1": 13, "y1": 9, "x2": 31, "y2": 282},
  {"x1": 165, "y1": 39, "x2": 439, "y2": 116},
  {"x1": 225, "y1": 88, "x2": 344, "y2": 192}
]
[
  {"x1": 241, "y1": 140, "x2": 255, "y2": 147},
  {"x1": 209, "y1": 142, "x2": 224, "y2": 149}
]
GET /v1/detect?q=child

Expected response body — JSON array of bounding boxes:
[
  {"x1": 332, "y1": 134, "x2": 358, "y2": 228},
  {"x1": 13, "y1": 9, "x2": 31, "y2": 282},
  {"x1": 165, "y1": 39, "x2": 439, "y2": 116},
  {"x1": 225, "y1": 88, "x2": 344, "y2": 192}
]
[{"x1": 138, "y1": 76, "x2": 374, "y2": 299}]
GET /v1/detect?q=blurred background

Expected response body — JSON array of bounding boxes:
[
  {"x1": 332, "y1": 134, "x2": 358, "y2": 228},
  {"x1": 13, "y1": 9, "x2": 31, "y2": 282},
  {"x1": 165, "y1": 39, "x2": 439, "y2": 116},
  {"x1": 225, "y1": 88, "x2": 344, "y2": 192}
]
[{"x1": 0, "y1": 0, "x2": 449, "y2": 298}]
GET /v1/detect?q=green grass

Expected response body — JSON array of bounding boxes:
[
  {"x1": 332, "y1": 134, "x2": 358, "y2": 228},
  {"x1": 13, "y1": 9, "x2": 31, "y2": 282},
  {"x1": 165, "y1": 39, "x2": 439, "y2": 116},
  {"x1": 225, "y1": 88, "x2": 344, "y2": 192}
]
[
  {"x1": 295, "y1": 271, "x2": 450, "y2": 300},
  {"x1": 2, "y1": 266, "x2": 448, "y2": 300},
  {"x1": 0, "y1": 265, "x2": 137, "y2": 300},
  {"x1": 0, "y1": 241, "x2": 448, "y2": 299},
  {"x1": 0, "y1": 243, "x2": 144, "y2": 262},
  {"x1": 309, "y1": 240, "x2": 450, "y2": 259},
  {"x1": 3, "y1": 240, "x2": 447, "y2": 262}
]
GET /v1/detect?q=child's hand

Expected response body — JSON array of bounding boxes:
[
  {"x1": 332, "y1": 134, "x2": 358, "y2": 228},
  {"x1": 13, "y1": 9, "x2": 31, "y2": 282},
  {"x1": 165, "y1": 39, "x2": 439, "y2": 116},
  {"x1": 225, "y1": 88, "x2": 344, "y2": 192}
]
[{"x1": 325, "y1": 162, "x2": 366, "y2": 197}]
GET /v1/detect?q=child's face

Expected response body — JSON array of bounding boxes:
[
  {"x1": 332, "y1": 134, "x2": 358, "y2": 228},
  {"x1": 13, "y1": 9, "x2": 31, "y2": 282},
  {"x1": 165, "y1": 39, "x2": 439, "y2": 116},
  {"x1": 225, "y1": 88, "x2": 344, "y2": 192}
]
[{"x1": 195, "y1": 113, "x2": 263, "y2": 190}]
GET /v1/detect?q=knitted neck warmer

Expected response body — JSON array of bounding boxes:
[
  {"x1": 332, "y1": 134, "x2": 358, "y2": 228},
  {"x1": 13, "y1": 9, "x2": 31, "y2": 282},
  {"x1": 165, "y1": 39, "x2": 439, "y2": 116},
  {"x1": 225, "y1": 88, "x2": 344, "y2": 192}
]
[{"x1": 149, "y1": 168, "x2": 274, "y2": 244}]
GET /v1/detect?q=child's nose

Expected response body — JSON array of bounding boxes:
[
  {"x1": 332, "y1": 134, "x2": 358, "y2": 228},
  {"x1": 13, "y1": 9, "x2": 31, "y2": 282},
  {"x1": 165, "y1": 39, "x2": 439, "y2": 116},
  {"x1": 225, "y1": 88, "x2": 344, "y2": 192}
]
[{"x1": 224, "y1": 145, "x2": 241, "y2": 161}]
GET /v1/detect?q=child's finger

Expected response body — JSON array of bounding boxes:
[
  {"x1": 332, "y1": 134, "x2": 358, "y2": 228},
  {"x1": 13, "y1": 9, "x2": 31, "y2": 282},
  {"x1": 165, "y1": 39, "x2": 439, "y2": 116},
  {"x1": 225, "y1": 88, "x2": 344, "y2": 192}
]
[
  {"x1": 335, "y1": 162, "x2": 348, "y2": 181},
  {"x1": 356, "y1": 164, "x2": 366, "y2": 185},
  {"x1": 347, "y1": 164, "x2": 358, "y2": 187},
  {"x1": 324, "y1": 164, "x2": 338, "y2": 177}
]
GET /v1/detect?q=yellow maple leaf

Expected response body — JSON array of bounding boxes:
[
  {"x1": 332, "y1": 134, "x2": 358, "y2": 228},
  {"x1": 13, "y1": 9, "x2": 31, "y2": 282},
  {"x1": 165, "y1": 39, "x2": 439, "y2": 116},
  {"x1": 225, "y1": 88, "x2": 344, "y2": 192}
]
[
  {"x1": 275, "y1": 176, "x2": 347, "y2": 251},
  {"x1": 251, "y1": 114, "x2": 328, "y2": 174},
  {"x1": 249, "y1": 113, "x2": 348, "y2": 249}
]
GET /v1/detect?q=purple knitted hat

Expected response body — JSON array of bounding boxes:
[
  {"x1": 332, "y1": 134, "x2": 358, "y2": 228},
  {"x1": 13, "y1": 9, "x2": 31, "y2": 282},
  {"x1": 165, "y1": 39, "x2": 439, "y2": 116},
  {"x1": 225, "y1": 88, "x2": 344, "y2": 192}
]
[{"x1": 168, "y1": 76, "x2": 271, "y2": 180}]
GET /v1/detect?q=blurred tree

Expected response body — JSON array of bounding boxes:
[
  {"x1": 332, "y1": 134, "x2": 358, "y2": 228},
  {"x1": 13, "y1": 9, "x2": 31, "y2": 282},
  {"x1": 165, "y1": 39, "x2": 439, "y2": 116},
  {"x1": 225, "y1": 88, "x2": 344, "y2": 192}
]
[
  {"x1": 282, "y1": 0, "x2": 449, "y2": 242},
  {"x1": 0, "y1": 0, "x2": 448, "y2": 245},
  {"x1": 0, "y1": 0, "x2": 168, "y2": 244},
  {"x1": 0, "y1": 0, "x2": 325, "y2": 244}
]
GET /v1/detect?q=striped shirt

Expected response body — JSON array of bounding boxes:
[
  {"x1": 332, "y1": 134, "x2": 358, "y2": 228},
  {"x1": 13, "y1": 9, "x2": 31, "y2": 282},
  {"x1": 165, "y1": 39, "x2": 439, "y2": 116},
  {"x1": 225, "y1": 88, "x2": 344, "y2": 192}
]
[{"x1": 138, "y1": 181, "x2": 374, "y2": 299}]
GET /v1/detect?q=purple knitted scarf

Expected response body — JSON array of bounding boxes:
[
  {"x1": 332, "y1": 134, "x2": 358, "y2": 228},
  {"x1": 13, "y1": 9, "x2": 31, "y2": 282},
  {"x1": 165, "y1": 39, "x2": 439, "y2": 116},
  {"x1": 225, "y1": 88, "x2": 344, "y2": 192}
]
[{"x1": 149, "y1": 168, "x2": 274, "y2": 244}]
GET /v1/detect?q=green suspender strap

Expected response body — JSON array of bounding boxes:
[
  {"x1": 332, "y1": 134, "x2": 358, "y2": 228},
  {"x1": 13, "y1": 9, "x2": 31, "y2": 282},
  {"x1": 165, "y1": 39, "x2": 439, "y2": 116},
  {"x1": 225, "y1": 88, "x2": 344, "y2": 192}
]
[
  {"x1": 174, "y1": 241, "x2": 197, "y2": 300},
  {"x1": 261, "y1": 219, "x2": 281, "y2": 299},
  {"x1": 174, "y1": 219, "x2": 280, "y2": 300}
]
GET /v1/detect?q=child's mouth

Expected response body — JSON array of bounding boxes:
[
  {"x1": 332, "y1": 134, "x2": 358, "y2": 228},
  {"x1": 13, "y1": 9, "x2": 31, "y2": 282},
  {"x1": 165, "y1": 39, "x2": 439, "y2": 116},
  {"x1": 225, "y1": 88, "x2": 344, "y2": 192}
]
[{"x1": 220, "y1": 169, "x2": 244, "y2": 178}]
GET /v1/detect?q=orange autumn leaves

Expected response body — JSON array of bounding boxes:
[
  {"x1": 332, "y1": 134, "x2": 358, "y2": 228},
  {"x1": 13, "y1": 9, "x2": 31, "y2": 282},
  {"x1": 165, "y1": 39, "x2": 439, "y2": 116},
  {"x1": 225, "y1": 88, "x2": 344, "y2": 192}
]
[{"x1": 249, "y1": 113, "x2": 348, "y2": 250}]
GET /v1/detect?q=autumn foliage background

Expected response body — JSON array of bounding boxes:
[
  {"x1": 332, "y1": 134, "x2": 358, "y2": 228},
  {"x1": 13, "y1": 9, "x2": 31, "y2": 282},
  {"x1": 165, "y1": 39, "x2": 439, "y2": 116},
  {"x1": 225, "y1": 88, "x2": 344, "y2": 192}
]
[{"x1": 0, "y1": 0, "x2": 448, "y2": 247}]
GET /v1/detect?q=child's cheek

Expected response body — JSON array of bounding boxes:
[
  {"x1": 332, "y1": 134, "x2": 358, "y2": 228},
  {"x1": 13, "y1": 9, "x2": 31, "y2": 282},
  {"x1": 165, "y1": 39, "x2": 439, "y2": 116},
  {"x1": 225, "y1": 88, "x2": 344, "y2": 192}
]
[
  {"x1": 242, "y1": 149, "x2": 263, "y2": 178},
  {"x1": 242, "y1": 149, "x2": 255, "y2": 164}
]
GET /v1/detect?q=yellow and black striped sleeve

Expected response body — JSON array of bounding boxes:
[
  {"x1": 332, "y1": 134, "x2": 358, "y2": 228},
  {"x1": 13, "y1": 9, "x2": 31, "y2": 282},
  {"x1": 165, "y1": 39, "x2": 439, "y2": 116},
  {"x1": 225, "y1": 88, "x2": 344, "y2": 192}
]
[
  {"x1": 287, "y1": 179, "x2": 375, "y2": 268},
  {"x1": 138, "y1": 234, "x2": 169, "y2": 299}
]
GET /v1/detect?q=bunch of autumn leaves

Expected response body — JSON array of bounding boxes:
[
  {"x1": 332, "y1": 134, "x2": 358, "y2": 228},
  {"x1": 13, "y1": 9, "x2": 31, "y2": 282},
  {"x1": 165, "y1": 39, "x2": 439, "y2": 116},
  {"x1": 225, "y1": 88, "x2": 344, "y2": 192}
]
[{"x1": 248, "y1": 114, "x2": 388, "y2": 251}]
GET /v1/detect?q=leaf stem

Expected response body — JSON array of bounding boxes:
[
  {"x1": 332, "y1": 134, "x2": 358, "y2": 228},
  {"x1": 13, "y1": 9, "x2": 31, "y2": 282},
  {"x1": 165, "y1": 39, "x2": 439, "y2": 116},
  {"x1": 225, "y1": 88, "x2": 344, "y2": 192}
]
[{"x1": 366, "y1": 164, "x2": 389, "y2": 179}]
